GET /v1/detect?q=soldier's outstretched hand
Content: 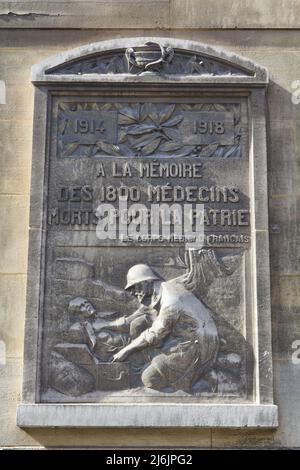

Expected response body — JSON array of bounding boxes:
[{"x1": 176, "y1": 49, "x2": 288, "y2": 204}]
[{"x1": 112, "y1": 347, "x2": 129, "y2": 362}]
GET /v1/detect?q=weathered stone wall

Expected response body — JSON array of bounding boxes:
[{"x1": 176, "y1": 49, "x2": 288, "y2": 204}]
[{"x1": 0, "y1": 0, "x2": 299, "y2": 448}]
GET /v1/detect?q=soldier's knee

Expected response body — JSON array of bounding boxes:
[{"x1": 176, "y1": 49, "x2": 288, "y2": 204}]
[{"x1": 141, "y1": 365, "x2": 163, "y2": 390}]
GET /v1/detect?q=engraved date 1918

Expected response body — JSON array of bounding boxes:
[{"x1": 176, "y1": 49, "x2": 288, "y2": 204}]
[{"x1": 193, "y1": 120, "x2": 225, "y2": 135}]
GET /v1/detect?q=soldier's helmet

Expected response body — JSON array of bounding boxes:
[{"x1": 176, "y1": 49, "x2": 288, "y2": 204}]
[{"x1": 125, "y1": 264, "x2": 161, "y2": 290}]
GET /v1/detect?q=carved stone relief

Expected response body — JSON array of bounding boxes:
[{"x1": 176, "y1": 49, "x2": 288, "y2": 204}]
[
  {"x1": 44, "y1": 248, "x2": 250, "y2": 401},
  {"x1": 48, "y1": 41, "x2": 254, "y2": 77},
  {"x1": 57, "y1": 101, "x2": 243, "y2": 158},
  {"x1": 42, "y1": 90, "x2": 251, "y2": 401}
]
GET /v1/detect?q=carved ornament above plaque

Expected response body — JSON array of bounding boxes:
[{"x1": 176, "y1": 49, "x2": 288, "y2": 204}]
[
  {"x1": 31, "y1": 38, "x2": 268, "y2": 85},
  {"x1": 46, "y1": 41, "x2": 253, "y2": 77}
]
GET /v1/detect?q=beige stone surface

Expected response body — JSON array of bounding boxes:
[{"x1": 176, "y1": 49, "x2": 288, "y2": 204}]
[
  {"x1": 0, "y1": 274, "x2": 26, "y2": 357},
  {"x1": 170, "y1": 0, "x2": 300, "y2": 29},
  {"x1": 0, "y1": 195, "x2": 29, "y2": 274},
  {"x1": 212, "y1": 428, "x2": 278, "y2": 448},
  {"x1": 268, "y1": 122, "x2": 297, "y2": 197},
  {"x1": 272, "y1": 275, "x2": 300, "y2": 360},
  {"x1": 0, "y1": 121, "x2": 32, "y2": 195},
  {"x1": 269, "y1": 196, "x2": 300, "y2": 275},
  {"x1": 0, "y1": 22, "x2": 299, "y2": 447},
  {"x1": 0, "y1": 1, "x2": 299, "y2": 29}
]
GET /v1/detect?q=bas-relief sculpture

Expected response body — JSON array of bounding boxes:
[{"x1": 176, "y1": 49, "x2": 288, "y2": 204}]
[
  {"x1": 45, "y1": 249, "x2": 250, "y2": 400},
  {"x1": 18, "y1": 39, "x2": 277, "y2": 428},
  {"x1": 57, "y1": 101, "x2": 242, "y2": 159},
  {"x1": 50, "y1": 250, "x2": 245, "y2": 396},
  {"x1": 49, "y1": 41, "x2": 254, "y2": 77}
]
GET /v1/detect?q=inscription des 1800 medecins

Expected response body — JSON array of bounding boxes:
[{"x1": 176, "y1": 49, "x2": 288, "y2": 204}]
[{"x1": 48, "y1": 158, "x2": 250, "y2": 249}]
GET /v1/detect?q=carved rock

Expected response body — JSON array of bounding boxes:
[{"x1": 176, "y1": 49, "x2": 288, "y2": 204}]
[{"x1": 49, "y1": 351, "x2": 95, "y2": 396}]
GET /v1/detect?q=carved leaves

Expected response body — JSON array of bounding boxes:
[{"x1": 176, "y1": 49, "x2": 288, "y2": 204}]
[
  {"x1": 52, "y1": 50, "x2": 251, "y2": 77},
  {"x1": 57, "y1": 102, "x2": 242, "y2": 158},
  {"x1": 184, "y1": 55, "x2": 204, "y2": 74},
  {"x1": 118, "y1": 104, "x2": 184, "y2": 156},
  {"x1": 198, "y1": 143, "x2": 219, "y2": 158},
  {"x1": 54, "y1": 55, "x2": 128, "y2": 75}
]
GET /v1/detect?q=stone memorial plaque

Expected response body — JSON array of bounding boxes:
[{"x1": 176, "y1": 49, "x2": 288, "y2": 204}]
[{"x1": 17, "y1": 38, "x2": 278, "y2": 428}]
